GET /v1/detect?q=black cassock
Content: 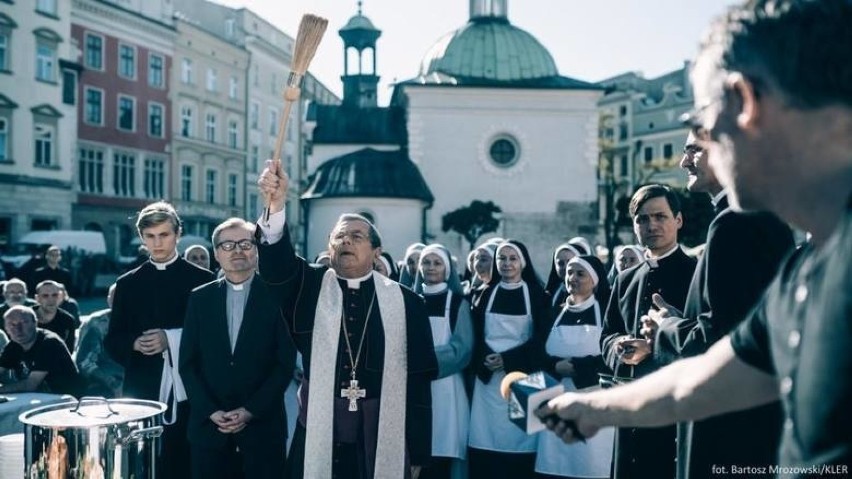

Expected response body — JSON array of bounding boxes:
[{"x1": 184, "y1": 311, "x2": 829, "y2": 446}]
[
  {"x1": 654, "y1": 195, "x2": 794, "y2": 479},
  {"x1": 601, "y1": 246, "x2": 696, "y2": 479},
  {"x1": 257, "y1": 226, "x2": 437, "y2": 479},
  {"x1": 105, "y1": 258, "x2": 214, "y2": 479}
]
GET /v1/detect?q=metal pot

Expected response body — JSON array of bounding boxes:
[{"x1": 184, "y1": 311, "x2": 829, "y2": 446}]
[{"x1": 19, "y1": 397, "x2": 166, "y2": 479}]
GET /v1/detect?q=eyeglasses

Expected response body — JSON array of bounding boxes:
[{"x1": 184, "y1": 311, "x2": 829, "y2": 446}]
[
  {"x1": 330, "y1": 231, "x2": 369, "y2": 244},
  {"x1": 680, "y1": 98, "x2": 723, "y2": 134},
  {"x1": 216, "y1": 239, "x2": 255, "y2": 251}
]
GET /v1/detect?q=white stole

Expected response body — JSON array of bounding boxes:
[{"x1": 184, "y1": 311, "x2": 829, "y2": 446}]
[
  {"x1": 304, "y1": 270, "x2": 408, "y2": 479},
  {"x1": 159, "y1": 328, "x2": 187, "y2": 425}
]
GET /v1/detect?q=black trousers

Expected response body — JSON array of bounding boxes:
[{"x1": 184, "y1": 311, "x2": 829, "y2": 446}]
[{"x1": 191, "y1": 435, "x2": 286, "y2": 479}]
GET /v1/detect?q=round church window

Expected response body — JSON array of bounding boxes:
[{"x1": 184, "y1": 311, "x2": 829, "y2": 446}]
[{"x1": 489, "y1": 137, "x2": 519, "y2": 168}]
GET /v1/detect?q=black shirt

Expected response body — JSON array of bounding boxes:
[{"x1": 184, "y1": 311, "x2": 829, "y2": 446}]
[
  {"x1": 0, "y1": 329, "x2": 80, "y2": 395},
  {"x1": 33, "y1": 305, "x2": 77, "y2": 353},
  {"x1": 730, "y1": 200, "x2": 851, "y2": 476},
  {"x1": 32, "y1": 266, "x2": 75, "y2": 296}
]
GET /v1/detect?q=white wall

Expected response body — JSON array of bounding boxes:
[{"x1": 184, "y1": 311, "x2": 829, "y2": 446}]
[{"x1": 403, "y1": 85, "x2": 601, "y2": 254}]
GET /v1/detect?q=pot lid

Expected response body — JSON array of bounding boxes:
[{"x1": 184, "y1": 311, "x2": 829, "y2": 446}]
[{"x1": 19, "y1": 398, "x2": 166, "y2": 428}]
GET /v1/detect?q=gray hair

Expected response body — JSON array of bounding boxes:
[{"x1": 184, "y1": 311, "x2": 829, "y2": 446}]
[
  {"x1": 3, "y1": 277, "x2": 27, "y2": 295},
  {"x1": 211, "y1": 217, "x2": 255, "y2": 246},
  {"x1": 3, "y1": 305, "x2": 37, "y2": 323}
]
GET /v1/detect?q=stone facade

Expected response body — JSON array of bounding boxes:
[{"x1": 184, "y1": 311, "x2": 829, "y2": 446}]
[{"x1": 0, "y1": 0, "x2": 78, "y2": 246}]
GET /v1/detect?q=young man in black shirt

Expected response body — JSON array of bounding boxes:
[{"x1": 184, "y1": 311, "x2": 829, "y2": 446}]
[
  {"x1": 0, "y1": 305, "x2": 79, "y2": 395},
  {"x1": 539, "y1": 1, "x2": 852, "y2": 476}
]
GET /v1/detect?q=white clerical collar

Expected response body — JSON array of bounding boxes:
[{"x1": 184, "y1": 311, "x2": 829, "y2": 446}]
[
  {"x1": 711, "y1": 189, "x2": 727, "y2": 208},
  {"x1": 565, "y1": 294, "x2": 596, "y2": 313},
  {"x1": 645, "y1": 244, "x2": 681, "y2": 268},
  {"x1": 499, "y1": 280, "x2": 524, "y2": 290},
  {"x1": 150, "y1": 251, "x2": 179, "y2": 271},
  {"x1": 338, "y1": 271, "x2": 373, "y2": 289},
  {"x1": 422, "y1": 282, "x2": 447, "y2": 294},
  {"x1": 227, "y1": 274, "x2": 254, "y2": 291}
]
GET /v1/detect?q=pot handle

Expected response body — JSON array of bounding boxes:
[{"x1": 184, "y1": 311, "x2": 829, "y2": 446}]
[
  {"x1": 73, "y1": 396, "x2": 118, "y2": 419},
  {"x1": 119, "y1": 426, "x2": 164, "y2": 446}
]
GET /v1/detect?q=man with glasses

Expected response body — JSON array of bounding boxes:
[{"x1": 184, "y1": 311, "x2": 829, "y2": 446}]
[
  {"x1": 539, "y1": 0, "x2": 852, "y2": 475},
  {"x1": 256, "y1": 159, "x2": 437, "y2": 479},
  {"x1": 180, "y1": 217, "x2": 296, "y2": 479},
  {"x1": 105, "y1": 201, "x2": 214, "y2": 479},
  {"x1": 641, "y1": 131, "x2": 793, "y2": 479}
]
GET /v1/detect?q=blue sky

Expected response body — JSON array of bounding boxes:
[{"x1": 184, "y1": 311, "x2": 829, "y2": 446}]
[{"x1": 214, "y1": 0, "x2": 738, "y2": 105}]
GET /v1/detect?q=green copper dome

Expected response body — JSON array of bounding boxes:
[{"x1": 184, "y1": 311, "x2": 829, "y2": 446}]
[{"x1": 419, "y1": 17, "x2": 558, "y2": 82}]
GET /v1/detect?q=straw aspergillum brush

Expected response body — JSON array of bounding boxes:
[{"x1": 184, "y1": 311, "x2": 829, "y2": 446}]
[{"x1": 264, "y1": 13, "x2": 328, "y2": 221}]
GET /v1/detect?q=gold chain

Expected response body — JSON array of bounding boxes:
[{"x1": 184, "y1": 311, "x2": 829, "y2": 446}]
[{"x1": 340, "y1": 289, "x2": 377, "y2": 379}]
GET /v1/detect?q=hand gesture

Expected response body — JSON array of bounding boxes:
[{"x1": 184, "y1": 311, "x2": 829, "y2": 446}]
[
  {"x1": 615, "y1": 337, "x2": 651, "y2": 365},
  {"x1": 257, "y1": 159, "x2": 289, "y2": 214},
  {"x1": 133, "y1": 329, "x2": 168, "y2": 356},
  {"x1": 639, "y1": 315, "x2": 659, "y2": 341},
  {"x1": 649, "y1": 293, "x2": 682, "y2": 321},
  {"x1": 484, "y1": 353, "x2": 504, "y2": 372},
  {"x1": 216, "y1": 407, "x2": 254, "y2": 434}
]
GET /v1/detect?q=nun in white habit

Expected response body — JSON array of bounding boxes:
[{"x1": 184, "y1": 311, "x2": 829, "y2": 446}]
[
  {"x1": 467, "y1": 239, "x2": 551, "y2": 479},
  {"x1": 536, "y1": 255, "x2": 614, "y2": 478},
  {"x1": 413, "y1": 244, "x2": 474, "y2": 479}
]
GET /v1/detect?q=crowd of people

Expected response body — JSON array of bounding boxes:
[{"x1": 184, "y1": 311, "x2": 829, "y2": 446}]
[{"x1": 1, "y1": 1, "x2": 850, "y2": 478}]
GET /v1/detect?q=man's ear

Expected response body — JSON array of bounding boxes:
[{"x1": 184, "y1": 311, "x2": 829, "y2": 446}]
[
  {"x1": 675, "y1": 212, "x2": 684, "y2": 229},
  {"x1": 727, "y1": 72, "x2": 760, "y2": 134}
]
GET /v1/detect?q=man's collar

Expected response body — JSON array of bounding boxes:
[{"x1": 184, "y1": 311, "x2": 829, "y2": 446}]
[
  {"x1": 226, "y1": 273, "x2": 254, "y2": 291},
  {"x1": 150, "y1": 251, "x2": 179, "y2": 270},
  {"x1": 338, "y1": 270, "x2": 373, "y2": 289},
  {"x1": 645, "y1": 244, "x2": 681, "y2": 268},
  {"x1": 711, "y1": 189, "x2": 728, "y2": 209}
]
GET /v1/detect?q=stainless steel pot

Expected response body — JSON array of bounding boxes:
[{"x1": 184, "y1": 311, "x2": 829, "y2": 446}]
[{"x1": 19, "y1": 397, "x2": 166, "y2": 479}]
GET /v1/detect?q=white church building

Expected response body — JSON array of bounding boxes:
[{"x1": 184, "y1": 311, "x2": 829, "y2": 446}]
[{"x1": 302, "y1": 0, "x2": 602, "y2": 270}]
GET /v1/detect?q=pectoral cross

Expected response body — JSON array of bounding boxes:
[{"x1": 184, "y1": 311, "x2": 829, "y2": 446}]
[{"x1": 340, "y1": 378, "x2": 366, "y2": 411}]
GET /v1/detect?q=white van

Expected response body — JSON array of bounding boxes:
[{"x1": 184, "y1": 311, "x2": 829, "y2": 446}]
[{"x1": 1, "y1": 231, "x2": 107, "y2": 269}]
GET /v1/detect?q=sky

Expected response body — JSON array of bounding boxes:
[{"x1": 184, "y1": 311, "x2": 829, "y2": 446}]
[{"x1": 213, "y1": 0, "x2": 739, "y2": 105}]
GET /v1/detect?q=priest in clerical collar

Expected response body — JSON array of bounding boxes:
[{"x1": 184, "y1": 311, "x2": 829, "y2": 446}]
[
  {"x1": 600, "y1": 184, "x2": 697, "y2": 479},
  {"x1": 256, "y1": 159, "x2": 438, "y2": 479},
  {"x1": 104, "y1": 201, "x2": 214, "y2": 479}
]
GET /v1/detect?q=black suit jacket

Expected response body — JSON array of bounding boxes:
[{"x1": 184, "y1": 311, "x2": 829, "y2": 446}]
[
  {"x1": 179, "y1": 274, "x2": 296, "y2": 449},
  {"x1": 654, "y1": 196, "x2": 794, "y2": 479}
]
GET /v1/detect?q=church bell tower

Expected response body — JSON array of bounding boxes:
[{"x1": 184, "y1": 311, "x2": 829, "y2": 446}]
[{"x1": 339, "y1": 1, "x2": 382, "y2": 108}]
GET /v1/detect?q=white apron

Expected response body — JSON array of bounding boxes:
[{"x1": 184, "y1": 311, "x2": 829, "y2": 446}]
[
  {"x1": 535, "y1": 298, "x2": 614, "y2": 477},
  {"x1": 429, "y1": 291, "x2": 470, "y2": 459},
  {"x1": 468, "y1": 282, "x2": 538, "y2": 453}
]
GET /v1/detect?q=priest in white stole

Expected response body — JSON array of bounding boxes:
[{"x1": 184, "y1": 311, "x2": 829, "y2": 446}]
[{"x1": 256, "y1": 160, "x2": 438, "y2": 479}]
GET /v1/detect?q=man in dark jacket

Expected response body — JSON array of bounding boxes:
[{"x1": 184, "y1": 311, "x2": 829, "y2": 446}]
[
  {"x1": 644, "y1": 131, "x2": 794, "y2": 478},
  {"x1": 180, "y1": 217, "x2": 296, "y2": 479}
]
